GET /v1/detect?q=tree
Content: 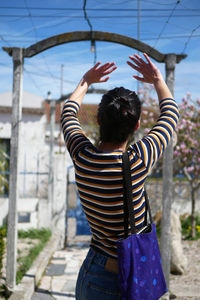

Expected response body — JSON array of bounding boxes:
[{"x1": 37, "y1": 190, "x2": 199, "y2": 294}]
[
  {"x1": 139, "y1": 85, "x2": 200, "y2": 238},
  {"x1": 174, "y1": 94, "x2": 200, "y2": 238}
]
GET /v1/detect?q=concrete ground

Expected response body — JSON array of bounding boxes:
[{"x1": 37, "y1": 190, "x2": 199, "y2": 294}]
[{"x1": 31, "y1": 244, "x2": 88, "y2": 300}]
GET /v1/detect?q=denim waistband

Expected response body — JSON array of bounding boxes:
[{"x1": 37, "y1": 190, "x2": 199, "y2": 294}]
[{"x1": 86, "y1": 247, "x2": 117, "y2": 268}]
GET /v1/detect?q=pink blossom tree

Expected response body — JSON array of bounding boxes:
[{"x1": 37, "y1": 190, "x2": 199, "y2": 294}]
[
  {"x1": 139, "y1": 85, "x2": 200, "y2": 238},
  {"x1": 174, "y1": 94, "x2": 200, "y2": 238}
]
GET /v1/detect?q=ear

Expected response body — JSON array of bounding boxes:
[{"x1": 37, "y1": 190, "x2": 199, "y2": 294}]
[{"x1": 134, "y1": 120, "x2": 140, "y2": 131}]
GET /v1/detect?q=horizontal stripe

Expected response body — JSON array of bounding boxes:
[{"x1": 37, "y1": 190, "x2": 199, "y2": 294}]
[{"x1": 61, "y1": 98, "x2": 179, "y2": 257}]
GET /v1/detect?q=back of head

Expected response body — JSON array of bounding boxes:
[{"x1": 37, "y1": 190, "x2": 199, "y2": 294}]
[{"x1": 98, "y1": 87, "x2": 141, "y2": 144}]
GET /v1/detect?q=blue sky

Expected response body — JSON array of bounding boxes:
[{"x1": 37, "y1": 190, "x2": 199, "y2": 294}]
[{"x1": 0, "y1": 0, "x2": 200, "y2": 103}]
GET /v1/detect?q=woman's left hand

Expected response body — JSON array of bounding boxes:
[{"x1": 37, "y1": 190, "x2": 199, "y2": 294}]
[{"x1": 83, "y1": 62, "x2": 117, "y2": 86}]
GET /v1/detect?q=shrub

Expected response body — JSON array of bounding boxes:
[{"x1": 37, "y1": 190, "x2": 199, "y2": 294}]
[
  {"x1": 181, "y1": 214, "x2": 200, "y2": 240},
  {"x1": 0, "y1": 226, "x2": 6, "y2": 277}
]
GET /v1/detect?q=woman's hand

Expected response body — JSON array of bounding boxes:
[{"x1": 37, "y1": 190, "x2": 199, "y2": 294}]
[
  {"x1": 83, "y1": 62, "x2": 117, "y2": 86},
  {"x1": 68, "y1": 62, "x2": 117, "y2": 105},
  {"x1": 127, "y1": 53, "x2": 163, "y2": 84}
]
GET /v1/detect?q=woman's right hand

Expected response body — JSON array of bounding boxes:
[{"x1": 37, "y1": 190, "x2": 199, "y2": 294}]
[{"x1": 127, "y1": 53, "x2": 163, "y2": 84}]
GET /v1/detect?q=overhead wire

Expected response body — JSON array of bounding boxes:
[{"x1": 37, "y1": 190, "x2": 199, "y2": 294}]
[
  {"x1": 24, "y1": 69, "x2": 46, "y2": 98},
  {"x1": 0, "y1": 34, "x2": 12, "y2": 47},
  {"x1": 23, "y1": 0, "x2": 60, "y2": 95},
  {"x1": 83, "y1": 0, "x2": 97, "y2": 65},
  {"x1": 1, "y1": 13, "x2": 200, "y2": 18},
  {"x1": 1, "y1": 6, "x2": 200, "y2": 12},
  {"x1": 24, "y1": 68, "x2": 77, "y2": 84},
  {"x1": 150, "y1": 0, "x2": 180, "y2": 50},
  {"x1": 182, "y1": 24, "x2": 200, "y2": 53}
]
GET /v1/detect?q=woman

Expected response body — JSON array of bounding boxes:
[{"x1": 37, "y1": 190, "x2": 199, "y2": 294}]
[{"x1": 61, "y1": 53, "x2": 179, "y2": 300}]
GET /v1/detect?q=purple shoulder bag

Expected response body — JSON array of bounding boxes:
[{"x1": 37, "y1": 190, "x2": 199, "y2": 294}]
[{"x1": 117, "y1": 152, "x2": 167, "y2": 300}]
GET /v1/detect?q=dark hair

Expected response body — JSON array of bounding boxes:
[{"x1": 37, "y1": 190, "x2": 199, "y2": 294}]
[{"x1": 97, "y1": 87, "x2": 141, "y2": 144}]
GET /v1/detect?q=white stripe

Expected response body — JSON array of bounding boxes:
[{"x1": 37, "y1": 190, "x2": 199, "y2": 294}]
[
  {"x1": 78, "y1": 152, "x2": 121, "y2": 165},
  {"x1": 85, "y1": 148, "x2": 123, "y2": 157}
]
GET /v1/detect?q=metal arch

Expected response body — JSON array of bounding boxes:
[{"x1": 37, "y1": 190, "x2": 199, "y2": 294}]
[
  {"x1": 56, "y1": 88, "x2": 108, "y2": 103},
  {"x1": 2, "y1": 30, "x2": 186, "y2": 63}
]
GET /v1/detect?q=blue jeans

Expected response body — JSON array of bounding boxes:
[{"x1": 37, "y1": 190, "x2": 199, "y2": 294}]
[{"x1": 75, "y1": 247, "x2": 122, "y2": 300}]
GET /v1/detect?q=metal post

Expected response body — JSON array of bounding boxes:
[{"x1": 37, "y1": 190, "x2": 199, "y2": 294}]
[
  {"x1": 161, "y1": 53, "x2": 176, "y2": 289},
  {"x1": 6, "y1": 47, "x2": 23, "y2": 290},
  {"x1": 48, "y1": 97, "x2": 56, "y2": 228},
  {"x1": 60, "y1": 64, "x2": 64, "y2": 97}
]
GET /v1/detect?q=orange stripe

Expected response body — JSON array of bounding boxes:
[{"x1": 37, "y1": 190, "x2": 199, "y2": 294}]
[{"x1": 82, "y1": 202, "x2": 123, "y2": 214}]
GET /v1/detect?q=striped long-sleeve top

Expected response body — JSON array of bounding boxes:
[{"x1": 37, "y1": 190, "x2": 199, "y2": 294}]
[{"x1": 61, "y1": 98, "x2": 179, "y2": 258}]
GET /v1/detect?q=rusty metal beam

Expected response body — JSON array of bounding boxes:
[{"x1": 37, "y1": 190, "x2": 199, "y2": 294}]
[{"x1": 2, "y1": 31, "x2": 186, "y2": 63}]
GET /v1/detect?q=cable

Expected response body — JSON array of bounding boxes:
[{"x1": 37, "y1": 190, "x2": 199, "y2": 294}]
[
  {"x1": 24, "y1": 0, "x2": 38, "y2": 41},
  {"x1": 0, "y1": 62, "x2": 12, "y2": 68},
  {"x1": 83, "y1": 0, "x2": 97, "y2": 65},
  {"x1": 83, "y1": 0, "x2": 93, "y2": 31},
  {"x1": 182, "y1": 24, "x2": 200, "y2": 53},
  {"x1": 0, "y1": 34, "x2": 12, "y2": 47},
  {"x1": 140, "y1": 0, "x2": 177, "y2": 5},
  {"x1": 1, "y1": 6, "x2": 200, "y2": 12},
  {"x1": 24, "y1": 0, "x2": 60, "y2": 90},
  {"x1": 1, "y1": 14, "x2": 200, "y2": 18},
  {"x1": 150, "y1": 0, "x2": 180, "y2": 50},
  {"x1": 24, "y1": 68, "x2": 77, "y2": 84},
  {"x1": 24, "y1": 69, "x2": 46, "y2": 98}
]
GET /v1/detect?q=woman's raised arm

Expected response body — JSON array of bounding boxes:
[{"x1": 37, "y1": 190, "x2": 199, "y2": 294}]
[
  {"x1": 68, "y1": 62, "x2": 117, "y2": 106},
  {"x1": 127, "y1": 53, "x2": 173, "y2": 101}
]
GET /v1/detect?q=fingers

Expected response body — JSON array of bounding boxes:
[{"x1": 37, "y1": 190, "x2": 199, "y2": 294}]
[
  {"x1": 100, "y1": 62, "x2": 116, "y2": 71},
  {"x1": 93, "y1": 62, "x2": 102, "y2": 69},
  {"x1": 133, "y1": 75, "x2": 145, "y2": 82},
  {"x1": 100, "y1": 76, "x2": 110, "y2": 82},
  {"x1": 103, "y1": 65, "x2": 117, "y2": 75},
  {"x1": 143, "y1": 53, "x2": 151, "y2": 64},
  {"x1": 127, "y1": 60, "x2": 140, "y2": 72}
]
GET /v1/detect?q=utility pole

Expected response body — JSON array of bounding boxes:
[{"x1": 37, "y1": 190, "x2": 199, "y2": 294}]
[
  {"x1": 161, "y1": 53, "x2": 176, "y2": 290},
  {"x1": 59, "y1": 64, "x2": 64, "y2": 153},
  {"x1": 47, "y1": 92, "x2": 56, "y2": 228},
  {"x1": 60, "y1": 64, "x2": 64, "y2": 97},
  {"x1": 6, "y1": 47, "x2": 23, "y2": 290}
]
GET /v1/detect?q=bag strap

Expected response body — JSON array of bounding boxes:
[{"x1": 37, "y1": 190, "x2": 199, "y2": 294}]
[
  {"x1": 122, "y1": 152, "x2": 136, "y2": 236},
  {"x1": 122, "y1": 152, "x2": 153, "y2": 238},
  {"x1": 144, "y1": 189, "x2": 153, "y2": 224}
]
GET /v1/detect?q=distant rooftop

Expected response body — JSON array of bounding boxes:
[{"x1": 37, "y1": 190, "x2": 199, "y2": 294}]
[{"x1": 0, "y1": 91, "x2": 44, "y2": 109}]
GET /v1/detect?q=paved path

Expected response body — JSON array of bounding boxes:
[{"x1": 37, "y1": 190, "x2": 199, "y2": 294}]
[{"x1": 31, "y1": 245, "x2": 89, "y2": 300}]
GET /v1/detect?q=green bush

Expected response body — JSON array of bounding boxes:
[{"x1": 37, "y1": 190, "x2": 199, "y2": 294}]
[
  {"x1": 0, "y1": 227, "x2": 51, "y2": 285},
  {"x1": 0, "y1": 226, "x2": 6, "y2": 277},
  {"x1": 181, "y1": 215, "x2": 200, "y2": 240},
  {"x1": 16, "y1": 228, "x2": 51, "y2": 284}
]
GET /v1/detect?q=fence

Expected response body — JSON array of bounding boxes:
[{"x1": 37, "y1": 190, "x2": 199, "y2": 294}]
[
  {"x1": 65, "y1": 164, "x2": 200, "y2": 237},
  {"x1": 0, "y1": 151, "x2": 49, "y2": 198}
]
